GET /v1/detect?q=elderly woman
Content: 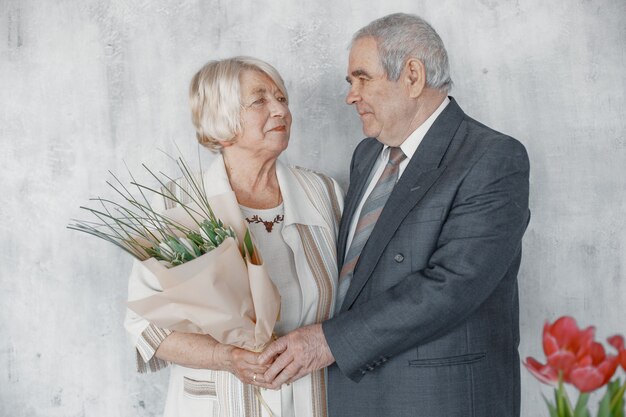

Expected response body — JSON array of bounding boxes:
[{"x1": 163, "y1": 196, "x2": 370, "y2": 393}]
[{"x1": 124, "y1": 56, "x2": 343, "y2": 417}]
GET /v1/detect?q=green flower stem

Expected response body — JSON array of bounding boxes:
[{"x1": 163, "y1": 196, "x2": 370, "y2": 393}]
[
  {"x1": 103, "y1": 176, "x2": 183, "y2": 240},
  {"x1": 141, "y1": 163, "x2": 215, "y2": 225},
  {"x1": 557, "y1": 374, "x2": 575, "y2": 417},
  {"x1": 69, "y1": 154, "x2": 243, "y2": 269},
  {"x1": 611, "y1": 379, "x2": 626, "y2": 411},
  {"x1": 132, "y1": 180, "x2": 207, "y2": 223},
  {"x1": 107, "y1": 172, "x2": 176, "y2": 237},
  {"x1": 175, "y1": 157, "x2": 217, "y2": 220}
]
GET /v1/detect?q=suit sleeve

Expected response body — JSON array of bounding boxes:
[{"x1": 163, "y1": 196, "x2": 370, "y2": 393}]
[{"x1": 323, "y1": 136, "x2": 530, "y2": 382}]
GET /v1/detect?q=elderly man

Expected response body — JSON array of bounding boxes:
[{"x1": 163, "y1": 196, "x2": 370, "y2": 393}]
[{"x1": 259, "y1": 13, "x2": 530, "y2": 416}]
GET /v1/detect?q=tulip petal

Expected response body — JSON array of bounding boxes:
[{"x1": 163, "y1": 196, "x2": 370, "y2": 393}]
[
  {"x1": 608, "y1": 335, "x2": 626, "y2": 371},
  {"x1": 550, "y1": 316, "x2": 580, "y2": 347},
  {"x1": 608, "y1": 335, "x2": 625, "y2": 351},
  {"x1": 597, "y1": 355, "x2": 619, "y2": 385},
  {"x1": 543, "y1": 333, "x2": 559, "y2": 356},
  {"x1": 547, "y1": 351, "x2": 576, "y2": 374},
  {"x1": 589, "y1": 342, "x2": 606, "y2": 365},
  {"x1": 524, "y1": 357, "x2": 558, "y2": 385},
  {"x1": 569, "y1": 367, "x2": 605, "y2": 392},
  {"x1": 574, "y1": 327, "x2": 596, "y2": 357},
  {"x1": 576, "y1": 355, "x2": 592, "y2": 367}
]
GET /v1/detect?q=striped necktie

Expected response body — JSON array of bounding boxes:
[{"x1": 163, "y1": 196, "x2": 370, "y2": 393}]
[{"x1": 337, "y1": 147, "x2": 406, "y2": 308}]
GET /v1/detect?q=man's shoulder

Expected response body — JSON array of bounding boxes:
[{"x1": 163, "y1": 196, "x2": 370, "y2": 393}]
[
  {"x1": 447, "y1": 98, "x2": 525, "y2": 152},
  {"x1": 461, "y1": 114, "x2": 527, "y2": 156}
]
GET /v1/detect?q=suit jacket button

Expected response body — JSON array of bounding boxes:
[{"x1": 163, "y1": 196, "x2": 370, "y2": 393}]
[{"x1": 394, "y1": 254, "x2": 404, "y2": 263}]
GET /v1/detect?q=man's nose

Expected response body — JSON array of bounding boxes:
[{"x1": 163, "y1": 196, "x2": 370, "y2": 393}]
[{"x1": 345, "y1": 86, "x2": 360, "y2": 105}]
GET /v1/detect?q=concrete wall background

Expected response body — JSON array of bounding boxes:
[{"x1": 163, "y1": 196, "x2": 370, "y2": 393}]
[{"x1": 1, "y1": 0, "x2": 625, "y2": 415}]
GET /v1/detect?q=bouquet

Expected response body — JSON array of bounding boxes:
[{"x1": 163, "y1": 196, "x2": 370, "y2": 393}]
[
  {"x1": 524, "y1": 316, "x2": 626, "y2": 417},
  {"x1": 68, "y1": 157, "x2": 281, "y2": 350}
]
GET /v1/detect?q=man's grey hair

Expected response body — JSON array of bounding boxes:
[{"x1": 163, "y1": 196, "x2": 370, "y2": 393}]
[{"x1": 352, "y1": 13, "x2": 453, "y2": 93}]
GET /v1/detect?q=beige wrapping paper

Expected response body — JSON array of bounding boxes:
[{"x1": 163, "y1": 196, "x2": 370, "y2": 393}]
[{"x1": 126, "y1": 191, "x2": 281, "y2": 350}]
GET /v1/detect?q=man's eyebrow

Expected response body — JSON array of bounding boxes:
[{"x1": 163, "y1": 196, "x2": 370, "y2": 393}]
[
  {"x1": 351, "y1": 69, "x2": 372, "y2": 78},
  {"x1": 346, "y1": 69, "x2": 373, "y2": 83}
]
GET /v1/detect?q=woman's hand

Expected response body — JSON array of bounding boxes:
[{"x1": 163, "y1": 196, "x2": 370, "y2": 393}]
[
  {"x1": 214, "y1": 343, "x2": 270, "y2": 386},
  {"x1": 154, "y1": 332, "x2": 270, "y2": 386}
]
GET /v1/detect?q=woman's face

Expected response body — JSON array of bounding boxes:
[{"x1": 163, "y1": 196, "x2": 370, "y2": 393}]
[{"x1": 231, "y1": 70, "x2": 292, "y2": 156}]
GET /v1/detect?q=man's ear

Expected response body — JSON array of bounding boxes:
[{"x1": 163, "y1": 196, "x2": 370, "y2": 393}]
[{"x1": 405, "y1": 59, "x2": 426, "y2": 98}]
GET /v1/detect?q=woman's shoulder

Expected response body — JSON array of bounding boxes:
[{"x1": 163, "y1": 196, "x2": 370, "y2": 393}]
[
  {"x1": 288, "y1": 165, "x2": 335, "y2": 182},
  {"x1": 287, "y1": 165, "x2": 344, "y2": 226},
  {"x1": 287, "y1": 165, "x2": 343, "y2": 198}
]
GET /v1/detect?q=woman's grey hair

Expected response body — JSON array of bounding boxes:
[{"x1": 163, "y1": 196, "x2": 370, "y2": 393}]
[
  {"x1": 352, "y1": 13, "x2": 452, "y2": 93},
  {"x1": 189, "y1": 56, "x2": 288, "y2": 151}
]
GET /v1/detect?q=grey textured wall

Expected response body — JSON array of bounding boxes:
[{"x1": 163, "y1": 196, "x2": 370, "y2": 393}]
[{"x1": 1, "y1": 0, "x2": 625, "y2": 416}]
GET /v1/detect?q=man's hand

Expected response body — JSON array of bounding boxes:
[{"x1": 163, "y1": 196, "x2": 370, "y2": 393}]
[{"x1": 257, "y1": 324, "x2": 335, "y2": 389}]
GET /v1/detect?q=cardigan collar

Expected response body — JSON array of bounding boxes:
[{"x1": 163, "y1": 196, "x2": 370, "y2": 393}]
[{"x1": 201, "y1": 153, "x2": 327, "y2": 230}]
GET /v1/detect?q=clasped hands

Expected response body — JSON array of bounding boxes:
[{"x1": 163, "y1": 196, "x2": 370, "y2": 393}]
[{"x1": 225, "y1": 323, "x2": 335, "y2": 390}]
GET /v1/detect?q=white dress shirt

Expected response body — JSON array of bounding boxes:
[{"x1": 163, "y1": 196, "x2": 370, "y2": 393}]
[{"x1": 344, "y1": 97, "x2": 450, "y2": 256}]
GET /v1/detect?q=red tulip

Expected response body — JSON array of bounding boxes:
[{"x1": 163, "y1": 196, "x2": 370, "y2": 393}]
[
  {"x1": 608, "y1": 335, "x2": 626, "y2": 371},
  {"x1": 524, "y1": 316, "x2": 618, "y2": 392},
  {"x1": 568, "y1": 341, "x2": 619, "y2": 392},
  {"x1": 527, "y1": 319, "x2": 626, "y2": 416},
  {"x1": 525, "y1": 317, "x2": 593, "y2": 381}
]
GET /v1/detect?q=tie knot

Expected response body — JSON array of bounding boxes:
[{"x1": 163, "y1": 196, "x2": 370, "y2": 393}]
[{"x1": 388, "y1": 147, "x2": 406, "y2": 166}]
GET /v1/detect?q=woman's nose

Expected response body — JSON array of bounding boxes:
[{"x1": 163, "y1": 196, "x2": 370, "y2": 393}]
[{"x1": 270, "y1": 99, "x2": 287, "y2": 117}]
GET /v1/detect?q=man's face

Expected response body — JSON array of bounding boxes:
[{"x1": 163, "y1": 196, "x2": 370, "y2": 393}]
[{"x1": 345, "y1": 37, "x2": 413, "y2": 146}]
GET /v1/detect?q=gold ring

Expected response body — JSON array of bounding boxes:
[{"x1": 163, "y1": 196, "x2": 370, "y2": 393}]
[{"x1": 253, "y1": 373, "x2": 257, "y2": 382}]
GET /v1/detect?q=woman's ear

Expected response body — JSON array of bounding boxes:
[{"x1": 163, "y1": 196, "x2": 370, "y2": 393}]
[{"x1": 220, "y1": 136, "x2": 237, "y2": 148}]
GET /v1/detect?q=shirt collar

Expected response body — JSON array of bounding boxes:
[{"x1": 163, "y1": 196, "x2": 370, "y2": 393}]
[{"x1": 381, "y1": 97, "x2": 451, "y2": 164}]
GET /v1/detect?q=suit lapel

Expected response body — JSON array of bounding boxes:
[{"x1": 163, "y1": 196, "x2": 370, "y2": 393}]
[{"x1": 341, "y1": 98, "x2": 466, "y2": 311}]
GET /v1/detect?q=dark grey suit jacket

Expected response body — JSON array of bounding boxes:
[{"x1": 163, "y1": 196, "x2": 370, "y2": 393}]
[{"x1": 323, "y1": 98, "x2": 530, "y2": 417}]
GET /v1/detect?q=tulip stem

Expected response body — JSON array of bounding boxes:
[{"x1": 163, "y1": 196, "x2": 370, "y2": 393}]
[
  {"x1": 610, "y1": 379, "x2": 626, "y2": 411},
  {"x1": 557, "y1": 374, "x2": 574, "y2": 416}
]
